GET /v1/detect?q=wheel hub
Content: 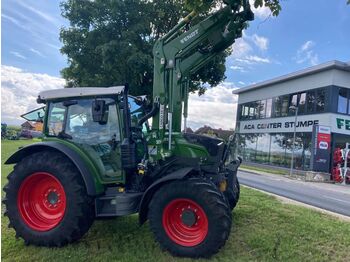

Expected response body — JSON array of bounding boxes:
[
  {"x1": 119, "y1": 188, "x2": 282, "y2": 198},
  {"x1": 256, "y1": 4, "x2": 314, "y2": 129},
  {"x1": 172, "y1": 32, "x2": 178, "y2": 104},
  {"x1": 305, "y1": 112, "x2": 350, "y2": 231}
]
[
  {"x1": 47, "y1": 191, "x2": 59, "y2": 205},
  {"x1": 181, "y1": 209, "x2": 197, "y2": 227}
]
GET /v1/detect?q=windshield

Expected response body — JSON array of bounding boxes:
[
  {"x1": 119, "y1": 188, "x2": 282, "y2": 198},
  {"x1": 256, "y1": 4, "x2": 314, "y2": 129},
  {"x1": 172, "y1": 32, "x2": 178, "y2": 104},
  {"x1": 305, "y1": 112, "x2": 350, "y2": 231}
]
[{"x1": 47, "y1": 98, "x2": 120, "y2": 144}]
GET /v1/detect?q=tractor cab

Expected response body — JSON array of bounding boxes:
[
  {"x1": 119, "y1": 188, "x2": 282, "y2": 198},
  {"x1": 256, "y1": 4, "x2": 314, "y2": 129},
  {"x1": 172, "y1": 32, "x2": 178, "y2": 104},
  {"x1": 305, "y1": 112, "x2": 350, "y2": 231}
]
[
  {"x1": 41, "y1": 87, "x2": 125, "y2": 180},
  {"x1": 24, "y1": 86, "x2": 146, "y2": 182}
]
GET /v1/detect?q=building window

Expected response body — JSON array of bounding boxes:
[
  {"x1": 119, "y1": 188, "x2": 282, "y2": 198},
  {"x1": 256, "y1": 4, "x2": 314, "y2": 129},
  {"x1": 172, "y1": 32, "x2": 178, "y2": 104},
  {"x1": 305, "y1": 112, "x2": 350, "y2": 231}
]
[
  {"x1": 240, "y1": 104, "x2": 250, "y2": 120},
  {"x1": 239, "y1": 87, "x2": 330, "y2": 120},
  {"x1": 259, "y1": 100, "x2": 266, "y2": 118},
  {"x1": 239, "y1": 105, "x2": 244, "y2": 119},
  {"x1": 273, "y1": 97, "x2": 281, "y2": 117},
  {"x1": 239, "y1": 132, "x2": 312, "y2": 170},
  {"x1": 239, "y1": 134, "x2": 258, "y2": 162},
  {"x1": 266, "y1": 98, "x2": 272, "y2": 118},
  {"x1": 298, "y1": 92, "x2": 306, "y2": 114},
  {"x1": 338, "y1": 88, "x2": 348, "y2": 114},
  {"x1": 281, "y1": 95, "x2": 289, "y2": 117},
  {"x1": 243, "y1": 105, "x2": 249, "y2": 119},
  {"x1": 270, "y1": 134, "x2": 288, "y2": 167},
  {"x1": 316, "y1": 89, "x2": 325, "y2": 112},
  {"x1": 256, "y1": 134, "x2": 271, "y2": 164},
  {"x1": 306, "y1": 91, "x2": 316, "y2": 113},
  {"x1": 248, "y1": 102, "x2": 256, "y2": 119},
  {"x1": 289, "y1": 94, "x2": 298, "y2": 115}
]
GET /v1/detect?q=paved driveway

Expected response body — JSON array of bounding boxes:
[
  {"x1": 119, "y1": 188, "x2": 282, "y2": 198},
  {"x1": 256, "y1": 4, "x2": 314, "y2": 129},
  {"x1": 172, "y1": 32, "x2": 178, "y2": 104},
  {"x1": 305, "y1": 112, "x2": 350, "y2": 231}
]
[{"x1": 238, "y1": 170, "x2": 350, "y2": 217}]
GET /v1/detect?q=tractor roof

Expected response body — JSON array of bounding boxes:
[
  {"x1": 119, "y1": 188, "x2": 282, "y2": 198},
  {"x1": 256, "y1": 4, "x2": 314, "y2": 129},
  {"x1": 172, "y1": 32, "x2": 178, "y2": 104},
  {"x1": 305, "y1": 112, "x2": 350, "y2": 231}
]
[{"x1": 38, "y1": 86, "x2": 124, "y2": 101}]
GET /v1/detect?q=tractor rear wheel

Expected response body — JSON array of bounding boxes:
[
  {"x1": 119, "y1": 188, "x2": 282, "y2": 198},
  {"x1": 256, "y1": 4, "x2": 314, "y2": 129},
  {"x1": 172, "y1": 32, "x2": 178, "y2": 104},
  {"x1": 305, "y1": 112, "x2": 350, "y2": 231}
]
[
  {"x1": 3, "y1": 151, "x2": 94, "y2": 246},
  {"x1": 148, "y1": 178, "x2": 232, "y2": 258}
]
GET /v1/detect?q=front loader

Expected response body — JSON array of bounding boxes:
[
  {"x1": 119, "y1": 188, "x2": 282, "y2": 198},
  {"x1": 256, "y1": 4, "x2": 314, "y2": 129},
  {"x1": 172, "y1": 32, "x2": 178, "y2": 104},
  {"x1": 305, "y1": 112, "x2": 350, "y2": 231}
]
[{"x1": 3, "y1": 0, "x2": 253, "y2": 258}]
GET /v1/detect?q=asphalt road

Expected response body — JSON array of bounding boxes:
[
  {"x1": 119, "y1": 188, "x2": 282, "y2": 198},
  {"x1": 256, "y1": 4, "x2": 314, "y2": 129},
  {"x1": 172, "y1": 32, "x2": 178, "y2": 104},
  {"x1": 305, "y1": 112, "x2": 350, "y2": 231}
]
[{"x1": 238, "y1": 170, "x2": 350, "y2": 217}]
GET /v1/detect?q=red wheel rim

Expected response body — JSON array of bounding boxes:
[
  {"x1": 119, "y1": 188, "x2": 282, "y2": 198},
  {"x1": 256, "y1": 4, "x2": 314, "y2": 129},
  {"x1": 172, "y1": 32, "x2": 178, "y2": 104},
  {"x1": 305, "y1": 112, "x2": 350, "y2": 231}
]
[
  {"x1": 17, "y1": 172, "x2": 66, "y2": 231},
  {"x1": 162, "y1": 198, "x2": 208, "y2": 247}
]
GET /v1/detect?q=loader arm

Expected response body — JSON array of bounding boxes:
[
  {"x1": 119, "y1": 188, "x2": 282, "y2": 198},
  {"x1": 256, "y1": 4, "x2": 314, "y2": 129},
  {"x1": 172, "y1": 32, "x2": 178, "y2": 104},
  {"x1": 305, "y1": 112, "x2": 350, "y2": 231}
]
[{"x1": 151, "y1": 0, "x2": 254, "y2": 152}]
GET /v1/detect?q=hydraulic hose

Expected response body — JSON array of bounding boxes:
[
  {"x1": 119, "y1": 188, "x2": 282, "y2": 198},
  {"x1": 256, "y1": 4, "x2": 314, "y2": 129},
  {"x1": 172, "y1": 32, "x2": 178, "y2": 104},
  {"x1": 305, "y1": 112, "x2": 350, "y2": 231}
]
[{"x1": 137, "y1": 102, "x2": 159, "y2": 127}]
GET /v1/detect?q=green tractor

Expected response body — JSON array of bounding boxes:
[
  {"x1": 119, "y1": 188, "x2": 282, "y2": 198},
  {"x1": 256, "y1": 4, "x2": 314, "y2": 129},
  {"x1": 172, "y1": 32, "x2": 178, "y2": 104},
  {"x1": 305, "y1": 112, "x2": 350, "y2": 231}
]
[{"x1": 3, "y1": 0, "x2": 253, "y2": 258}]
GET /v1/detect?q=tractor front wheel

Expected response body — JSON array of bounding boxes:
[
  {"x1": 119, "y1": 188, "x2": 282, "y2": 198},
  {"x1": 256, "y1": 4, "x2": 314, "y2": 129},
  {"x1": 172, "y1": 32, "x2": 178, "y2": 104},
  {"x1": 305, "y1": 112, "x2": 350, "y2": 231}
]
[
  {"x1": 224, "y1": 178, "x2": 240, "y2": 210},
  {"x1": 3, "y1": 151, "x2": 94, "y2": 246},
  {"x1": 148, "y1": 178, "x2": 232, "y2": 258}
]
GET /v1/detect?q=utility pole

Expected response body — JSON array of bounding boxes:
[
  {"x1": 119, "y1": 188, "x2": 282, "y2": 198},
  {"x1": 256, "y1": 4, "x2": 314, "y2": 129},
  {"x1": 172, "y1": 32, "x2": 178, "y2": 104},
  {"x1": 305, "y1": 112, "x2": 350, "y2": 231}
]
[{"x1": 289, "y1": 105, "x2": 299, "y2": 176}]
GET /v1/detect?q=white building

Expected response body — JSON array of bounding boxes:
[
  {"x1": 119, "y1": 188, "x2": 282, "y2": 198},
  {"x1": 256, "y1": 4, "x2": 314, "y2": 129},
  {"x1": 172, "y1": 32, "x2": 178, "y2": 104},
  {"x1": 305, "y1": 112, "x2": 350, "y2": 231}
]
[{"x1": 233, "y1": 60, "x2": 350, "y2": 173}]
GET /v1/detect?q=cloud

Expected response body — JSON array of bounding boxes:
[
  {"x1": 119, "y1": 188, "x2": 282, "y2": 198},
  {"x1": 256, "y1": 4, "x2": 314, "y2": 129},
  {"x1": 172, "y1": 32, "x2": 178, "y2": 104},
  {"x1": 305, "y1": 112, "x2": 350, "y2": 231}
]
[
  {"x1": 252, "y1": 34, "x2": 269, "y2": 51},
  {"x1": 231, "y1": 37, "x2": 252, "y2": 58},
  {"x1": 29, "y1": 48, "x2": 45, "y2": 58},
  {"x1": 245, "y1": 55, "x2": 270, "y2": 63},
  {"x1": 1, "y1": 13, "x2": 36, "y2": 33},
  {"x1": 230, "y1": 65, "x2": 246, "y2": 72},
  {"x1": 15, "y1": 0, "x2": 60, "y2": 26},
  {"x1": 301, "y1": 40, "x2": 314, "y2": 51},
  {"x1": 228, "y1": 32, "x2": 272, "y2": 72},
  {"x1": 1, "y1": 65, "x2": 65, "y2": 125},
  {"x1": 1, "y1": 65, "x2": 238, "y2": 130},
  {"x1": 295, "y1": 40, "x2": 319, "y2": 66},
  {"x1": 46, "y1": 43, "x2": 61, "y2": 50},
  {"x1": 1, "y1": 65, "x2": 241, "y2": 134},
  {"x1": 235, "y1": 55, "x2": 271, "y2": 64},
  {"x1": 10, "y1": 51, "x2": 26, "y2": 60},
  {"x1": 186, "y1": 83, "x2": 238, "y2": 130},
  {"x1": 2, "y1": 14, "x2": 22, "y2": 28}
]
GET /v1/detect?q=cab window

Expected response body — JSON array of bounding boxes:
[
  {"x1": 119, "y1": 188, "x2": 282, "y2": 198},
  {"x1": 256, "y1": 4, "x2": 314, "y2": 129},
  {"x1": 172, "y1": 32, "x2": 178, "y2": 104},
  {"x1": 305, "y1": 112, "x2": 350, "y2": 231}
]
[
  {"x1": 47, "y1": 103, "x2": 65, "y2": 136},
  {"x1": 65, "y1": 99, "x2": 120, "y2": 144},
  {"x1": 21, "y1": 107, "x2": 45, "y2": 122}
]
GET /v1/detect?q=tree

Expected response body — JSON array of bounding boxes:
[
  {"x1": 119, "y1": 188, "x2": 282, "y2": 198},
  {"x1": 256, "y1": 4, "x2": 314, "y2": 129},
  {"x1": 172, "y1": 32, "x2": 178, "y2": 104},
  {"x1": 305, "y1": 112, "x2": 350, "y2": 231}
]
[{"x1": 60, "y1": 0, "x2": 282, "y2": 96}]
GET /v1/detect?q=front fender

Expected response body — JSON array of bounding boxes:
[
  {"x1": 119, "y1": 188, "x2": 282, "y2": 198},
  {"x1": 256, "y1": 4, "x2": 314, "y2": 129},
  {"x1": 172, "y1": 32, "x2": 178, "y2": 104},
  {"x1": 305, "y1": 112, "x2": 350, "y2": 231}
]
[
  {"x1": 5, "y1": 142, "x2": 103, "y2": 196},
  {"x1": 138, "y1": 167, "x2": 193, "y2": 225}
]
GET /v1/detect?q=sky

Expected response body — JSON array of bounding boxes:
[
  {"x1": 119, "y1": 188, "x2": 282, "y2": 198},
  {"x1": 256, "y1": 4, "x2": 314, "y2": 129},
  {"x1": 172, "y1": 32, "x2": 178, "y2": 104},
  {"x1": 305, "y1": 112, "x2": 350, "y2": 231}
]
[{"x1": 1, "y1": 0, "x2": 350, "y2": 128}]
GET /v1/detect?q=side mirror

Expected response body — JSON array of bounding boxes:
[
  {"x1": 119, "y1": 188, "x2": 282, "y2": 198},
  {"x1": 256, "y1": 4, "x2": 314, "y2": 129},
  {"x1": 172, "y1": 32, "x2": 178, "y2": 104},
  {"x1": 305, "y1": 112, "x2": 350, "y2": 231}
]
[
  {"x1": 237, "y1": 156, "x2": 243, "y2": 164},
  {"x1": 92, "y1": 100, "x2": 108, "y2": 124}
]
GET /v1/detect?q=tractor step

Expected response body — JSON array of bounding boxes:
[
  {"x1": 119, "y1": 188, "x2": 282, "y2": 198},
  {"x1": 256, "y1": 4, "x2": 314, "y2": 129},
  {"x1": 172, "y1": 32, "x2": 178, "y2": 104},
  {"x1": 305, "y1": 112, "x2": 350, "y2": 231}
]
[{"x1": 95, "y1": 187, "x2": 143, "y2": 217}]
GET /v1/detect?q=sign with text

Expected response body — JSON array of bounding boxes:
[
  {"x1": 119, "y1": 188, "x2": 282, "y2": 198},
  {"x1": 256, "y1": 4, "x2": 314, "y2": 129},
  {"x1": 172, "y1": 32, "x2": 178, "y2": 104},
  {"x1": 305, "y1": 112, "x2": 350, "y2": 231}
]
[
  {"x1": 311, "y1": 125, "x2": 331, "y2": 173},
  {"x1": 238, "y1": 113, "x2": 350, "y2": 136},
  {"x1": 238, "y1": 114, "x2": 329, "y2": 134},
  {"x1": 334, "y1": 116, "x2": 350, "y2": 135}
]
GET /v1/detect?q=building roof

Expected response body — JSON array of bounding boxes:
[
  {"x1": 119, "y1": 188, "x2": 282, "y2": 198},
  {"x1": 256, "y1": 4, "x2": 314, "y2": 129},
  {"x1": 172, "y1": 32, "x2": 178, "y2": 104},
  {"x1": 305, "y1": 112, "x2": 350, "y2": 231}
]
[
  {"x1": 21, "y1": 121, "x2": 35, "y2": 128},
  {"x1": 232, "y1": 60, "x2": 350, "y2": 95},
  {"x1": 38, "y1": 86, "x2": 124, "y2": 101}
]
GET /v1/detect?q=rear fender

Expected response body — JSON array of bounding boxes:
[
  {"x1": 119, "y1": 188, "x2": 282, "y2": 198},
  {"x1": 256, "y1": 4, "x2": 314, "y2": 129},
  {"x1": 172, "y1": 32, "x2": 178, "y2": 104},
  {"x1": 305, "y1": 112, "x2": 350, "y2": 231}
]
[
  {"x1": 5, "y1": 142, "x2": 103, "y2": 196},
  {"x1": 138, "y1": 167, "x2": 193, "y2": 225}
]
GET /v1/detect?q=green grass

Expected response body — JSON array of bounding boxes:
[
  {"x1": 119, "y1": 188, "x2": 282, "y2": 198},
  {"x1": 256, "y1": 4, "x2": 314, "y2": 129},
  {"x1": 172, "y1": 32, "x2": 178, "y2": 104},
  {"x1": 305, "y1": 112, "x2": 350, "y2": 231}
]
[
  {"x1": 240, "y1": 164, "x2": 288, "y2": 175},
  {"x1": 2, "y1": 140, "x2": 350, "y2": 261}
]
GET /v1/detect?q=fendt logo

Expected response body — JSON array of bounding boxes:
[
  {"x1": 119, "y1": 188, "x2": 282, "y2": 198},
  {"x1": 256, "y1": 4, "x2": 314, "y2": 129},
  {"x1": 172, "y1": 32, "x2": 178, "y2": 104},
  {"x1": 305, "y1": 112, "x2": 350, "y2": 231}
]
[
  {"x1": 336, "y1": 118, "x2": 350, "y2": 130},
  {"x1": 180, "y1": 29, "x2": 199, "y2": 44}
]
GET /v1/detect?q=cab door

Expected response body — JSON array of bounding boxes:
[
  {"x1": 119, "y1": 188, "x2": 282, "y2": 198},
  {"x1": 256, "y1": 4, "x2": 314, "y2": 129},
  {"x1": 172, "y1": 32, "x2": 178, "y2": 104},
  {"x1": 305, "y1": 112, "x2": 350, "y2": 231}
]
[{"x1": 47, "y1": 98, "x2": 124, "y2": 182}]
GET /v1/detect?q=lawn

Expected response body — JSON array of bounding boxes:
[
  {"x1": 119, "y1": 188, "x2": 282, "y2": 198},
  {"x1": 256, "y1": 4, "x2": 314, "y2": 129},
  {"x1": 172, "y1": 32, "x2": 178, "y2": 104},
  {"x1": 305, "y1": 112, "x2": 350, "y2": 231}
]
[
  {"x1": 239, "y1": 164, "x2": 288, "y2": 176},
  {"x1": 1, "y1": 139, "x2": 350, "y2": 261}
]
